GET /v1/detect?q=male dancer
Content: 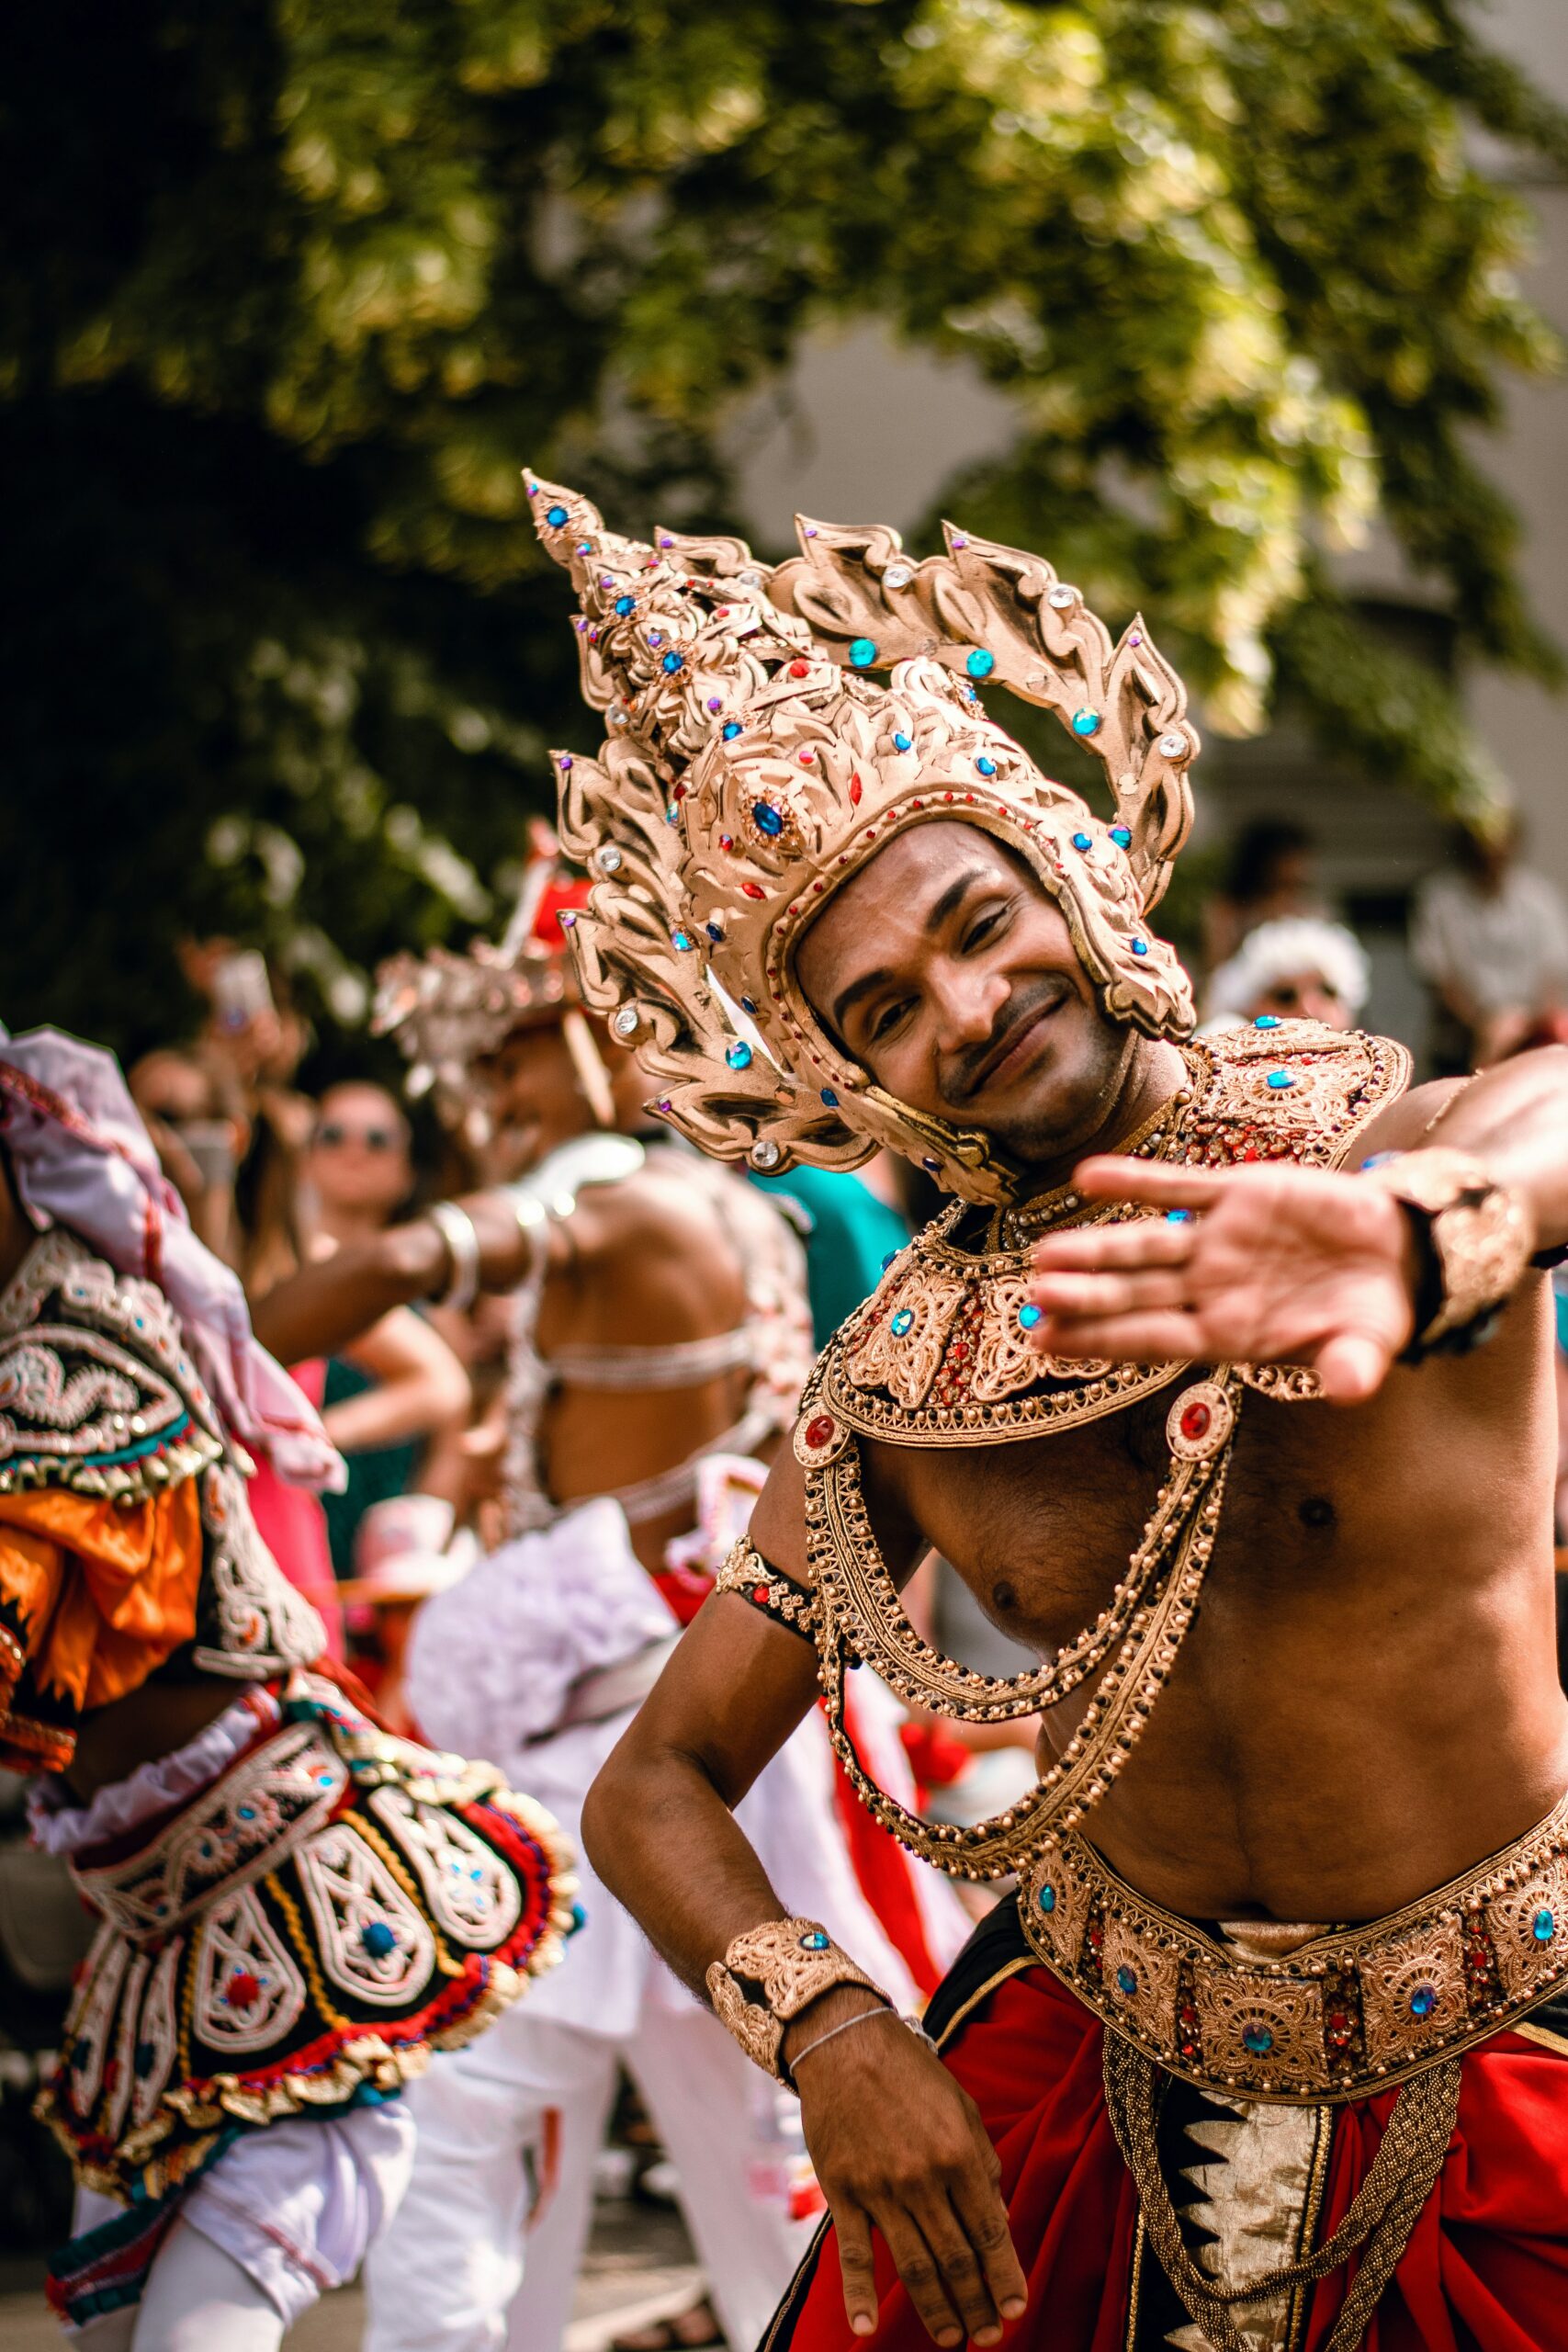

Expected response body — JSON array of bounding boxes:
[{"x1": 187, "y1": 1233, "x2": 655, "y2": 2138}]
[
  {"x1": 258, "y1": 899, "x2": 964, "y2": 2352},
  {"x1": 0, "y1": 1028, "x2": 570, "y2": 2346},
  {"x1": 525, "y1": 475, "x2": 1568, "y2": 2350}
]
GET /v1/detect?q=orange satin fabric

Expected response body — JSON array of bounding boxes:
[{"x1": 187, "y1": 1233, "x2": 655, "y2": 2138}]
[{"x1": 0, "y1": 1479, "x2": 204, "y2": 1771}]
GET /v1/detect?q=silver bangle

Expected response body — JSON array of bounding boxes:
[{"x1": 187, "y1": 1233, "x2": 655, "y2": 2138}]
[
  {"x1": 428, "y1": 1201, "x2": 480, "y2": 1312},
  {"x1": 788, "y1": 2001, "x2": 936, "y2": 2078},
  {"x1": 502, "y1": 1187, "x2": 549, "y2": 1276}
]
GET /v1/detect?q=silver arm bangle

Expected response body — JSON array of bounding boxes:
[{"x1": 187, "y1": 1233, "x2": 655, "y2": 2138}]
[
  {"x1": 428, "y1": 1201, "x2": 480, "y2": 1312},
  {"x1": 788, "y1": 2003, "x2": 935, "y2": 2077}
]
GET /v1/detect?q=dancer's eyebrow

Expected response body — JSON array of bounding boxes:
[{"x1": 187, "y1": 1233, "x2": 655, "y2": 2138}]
[{"x1": 829, "y1": 867, "x2": 987, "y2": 1035}]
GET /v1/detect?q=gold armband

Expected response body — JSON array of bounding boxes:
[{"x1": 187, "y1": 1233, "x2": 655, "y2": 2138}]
[
  {"x1": 1362, "y1": 1147, "x2": 1533, "y2": 1357},
  {"x1": 714, "y1": 1538, "x2": 823, "y2": 1646},
  {"x1": 705, "y1": 1917, "x2": 887, "y2": 2084}
]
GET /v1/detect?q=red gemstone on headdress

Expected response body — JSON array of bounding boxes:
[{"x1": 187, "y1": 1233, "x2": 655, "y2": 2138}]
[
  {"x1": 742, "y1": 883, "x2": 766, "y2": 899},
  {"x1": 789, "y1": 659, "x2": 810, "y2": 678},
  {"x1": 226, "y1": 1971, "x2": 262, "y2": 2007},
  {"x1": 850, "y1": 775, "x2": 863, "y2": 805},
  {"x1": 720, "y1": 835, "x2": 734, "y2": 850},
  {"x1": 751, "y1": 1585, "x2": 773, "y2": 1606},
  {"x1": 799, "y1": 749, "x2": 815, "y2": 763},
  {"x1": 805, "y1": 1415, "x2": 836, "y2": 1449},
  {"x1": 1179, "y1": 1401, "x2": 1212, "y2": 1443}
]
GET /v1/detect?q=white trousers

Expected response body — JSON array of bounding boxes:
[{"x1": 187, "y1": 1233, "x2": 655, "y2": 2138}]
[{"x1": 362, "y1": 2002, "x2": 812, "y2": 2352}]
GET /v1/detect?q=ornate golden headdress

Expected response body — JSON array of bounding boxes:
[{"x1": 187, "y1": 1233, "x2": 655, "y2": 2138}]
[{"x1": 530, "y1": 472, "x2": 1198, "y2": 1204}]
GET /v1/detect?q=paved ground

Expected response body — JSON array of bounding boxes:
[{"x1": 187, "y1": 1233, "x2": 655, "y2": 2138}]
[{"x1": 0, "y1": 2195, "x2": 705, "y2": 2350}]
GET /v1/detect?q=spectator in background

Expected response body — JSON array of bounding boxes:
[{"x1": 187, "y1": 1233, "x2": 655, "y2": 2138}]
[
  {"x1": 1412, "y1": 811, "x2": 1568, "y2": 1071},
  {"x1": 1201, "y1": 915, "x2": 1371, "y2": 1035},
  {"x1": 127, "y1": 1046, "x2": 248, "y2": 1264},
  {"x1": 1201, "y1": 816, "x2": 1325, "y2": 972},
  {"x1": 296, "y1": 1083, "x2": 471, "y2": 1582}
]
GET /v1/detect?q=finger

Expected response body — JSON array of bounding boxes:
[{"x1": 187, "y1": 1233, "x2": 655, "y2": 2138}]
[
  {"x1": 951, "y1": 2152, "x2": 1028, "y2": 2328},
  {"x1": 1028, "y1": 1308, "x2": 1208, "y2": 1363},
  {"x1": 1031, "y1": 1218, "x2": 1195, "y2": 1273},
  {"x1": 1070, "y1": 1157, "x2": 1232, "y2": 1209},
  {"x1": 879, "y1": 2211, "x2": 966, "y2": 2346},
  {"x1": 1027, "y1": 1269, "x2": 1192, "y2": 1319},
  {"x1": 1314, "y1": 1330, "x2": 1393, "y2": 1405},
  {"x1": 910, "y1": 2196, "x2": 1003, "y2": 2345},
  {"x1": 834, "y1": 2201, "x2": 882, "y2": 2338}
]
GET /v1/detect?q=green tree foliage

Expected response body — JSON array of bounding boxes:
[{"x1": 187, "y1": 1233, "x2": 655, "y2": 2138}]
[{"x1": 2, "y1": 0, "x2": 1562, "y2": 1051}]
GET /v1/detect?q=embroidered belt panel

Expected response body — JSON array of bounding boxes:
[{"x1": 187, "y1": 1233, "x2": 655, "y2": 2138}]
[{"x1": 1019, "y1": 1797, "x2": 1568, "y2": 2103}]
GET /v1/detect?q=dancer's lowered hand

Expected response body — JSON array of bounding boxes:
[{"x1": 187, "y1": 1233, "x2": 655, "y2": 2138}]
[
  {"x1": 1024, "y1": 1157, "x2": 1418, "y2": 1404},
  {"x1": 787, "y1": 1992, "x2": 1027, "y2": 2346}
]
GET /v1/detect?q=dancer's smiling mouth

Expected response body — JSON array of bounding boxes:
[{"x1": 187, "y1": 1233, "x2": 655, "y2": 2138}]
[{"x1": 950, "y1": 983, "x2": 1068, "y2": 1103}]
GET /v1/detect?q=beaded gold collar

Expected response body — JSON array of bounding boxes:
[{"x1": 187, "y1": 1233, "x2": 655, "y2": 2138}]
[
  {"x1": 790, "y1": 1022, "x2": 1411, "y2": 1881},
  {"x1": 815, "y1": 1023, "x2": 1410, "y2": 1451}
]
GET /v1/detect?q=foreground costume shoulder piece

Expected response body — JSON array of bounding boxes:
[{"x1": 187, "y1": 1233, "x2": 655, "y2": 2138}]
[{"x1": 0, "y1": 1229, "x2": 325, "y2": 1770}]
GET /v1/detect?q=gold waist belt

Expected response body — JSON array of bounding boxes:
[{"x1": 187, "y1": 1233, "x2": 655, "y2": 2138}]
[{"x1": 1019, "y1": 1791, "x2": 1568, "y2": 2104}]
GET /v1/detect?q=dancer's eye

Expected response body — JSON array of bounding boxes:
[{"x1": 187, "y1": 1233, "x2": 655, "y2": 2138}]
[
  {"x1": 963, "y1": 897, "x2": 1014, "y2": 953},
  {"x1": 869, "y1": 995, "x2": 914, "y2": 1045}
]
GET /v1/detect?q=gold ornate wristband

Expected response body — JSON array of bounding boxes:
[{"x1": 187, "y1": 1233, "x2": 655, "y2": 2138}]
[
  {"x1": 705, "y1": 1917, "x2": 887, "y2": 2084},
  {"x1": 1361, "y1": 1146, "x2": 1533, "y2": 1353}
]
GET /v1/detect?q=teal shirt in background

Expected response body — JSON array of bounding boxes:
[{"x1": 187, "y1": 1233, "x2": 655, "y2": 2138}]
[{"x1": 751, "y1": 1163, "x2": 909, "y2": 1348}]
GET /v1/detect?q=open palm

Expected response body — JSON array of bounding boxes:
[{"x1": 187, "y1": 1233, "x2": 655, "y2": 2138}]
[{"x1": 1025, "y1": 1156, "x2": 1417, "y2": 1403}]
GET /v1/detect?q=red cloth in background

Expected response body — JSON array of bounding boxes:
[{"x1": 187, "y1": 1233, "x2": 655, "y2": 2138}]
[
  {"x1": 780, "y1": 1962, "x2": 1568, "y2": 2352},
  {"x1": 245, "y1": 1358, "x2": 344, "y2": 1661}
]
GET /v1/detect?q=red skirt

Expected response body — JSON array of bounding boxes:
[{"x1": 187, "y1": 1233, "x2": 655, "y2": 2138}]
[{"x1": 768, "y1": 1903, "x2": 1568, "y2": 2352}]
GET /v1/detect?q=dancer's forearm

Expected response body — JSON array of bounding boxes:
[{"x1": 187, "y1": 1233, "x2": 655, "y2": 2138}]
[{"x1": 581, "y1": 1600, "x2": 821, "y2": 1999}]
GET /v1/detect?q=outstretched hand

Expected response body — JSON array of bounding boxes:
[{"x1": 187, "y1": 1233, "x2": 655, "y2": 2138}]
[{"x1": 1025, "y1": 1156, "x2": 1420, "y2": 1404}]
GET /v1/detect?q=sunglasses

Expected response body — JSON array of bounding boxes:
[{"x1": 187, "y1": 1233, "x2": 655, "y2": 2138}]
[{"x1": 312, "y1": 1123, "x2": 401, "y2": 1151}]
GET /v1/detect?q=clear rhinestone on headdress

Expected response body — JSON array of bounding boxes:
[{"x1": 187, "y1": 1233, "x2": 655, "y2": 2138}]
[
  {"x1": 596, "y1": 845, "x2": 624, "y2": 874},
  {"x1": 884, "y1": 565, "x2": 913, "y2": 589},
  {"x1": 613, "y1": 1006, "x2": 640, "y2": 1037},
  {"x1": 1157, "y1": 732, "x2": 1189, "y2": 759},
  {"x1": 750, "y1": 1140, "x2": 783, "y2": 1170},
  {"x1": 1047, "y1": 586, "x2": 1077, "y2": 609}
]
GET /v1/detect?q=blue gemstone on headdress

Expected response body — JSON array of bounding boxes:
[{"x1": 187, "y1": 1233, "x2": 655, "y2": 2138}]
[
  {"x1": 577, "y1": 541, "x2": 592, "y2": 555},
  {"x1": 1132, "y1": 939, "x2": 1148, "y2": 956},
  {"x1": 360, "y1": 1921, "x2": 397, "y2": 1958},
  {"x1": 1167, "y1": 1209, "x2": 1195, "y2": 1224},
  {"x1": 1111, "y1": 826, "x2": 1133, "y2": 848},
  {"x1": 1254, "y1": 1013, "x2": 1280, "y2": 1028},
  {"x1": 741, "y1": 997, "x2": 757, "y2": 1013},
  {"x1": 570, "y1": 1902, "x2": 588, "y2": 1933},
  {"x1": 820, "y1": 1088, "x2": 840, "y2": 1107},
  {"x1": 1037, "y1": 1883, "x2": 1056, "y2": 1914},
  {"x1": 1116, "y1": 1965, "x2": 1138, "y2": 1996},
  {"x1": 706, "y1": 923, "x2": 724, "y2": 942},
  {"x1": 1243, "y1": 2023, "x2": 1274, "y2": 2054},
  {"x1": 882, "y1": 1250, "x2": 900, "y2": 1271},
  {"x1": 966, "y1": 649, "x2": 996, "y2": 679},
  {"x1": 890, "y1": 1307, "x2": 914, "y2": 1337},
  {"x1": 615, "y1": 596, "x2": 634, "y2": 616},
  {"x1": 723, "y1": 721, "x2": 742, "y2": 740},
  {"x1": 671, "y1": 930, "x2": 694, "y2": 951},
  {"x1": 850, "y1": 638, "x2": 877, "y2": 668},
  {"x1": 894, "y1": 732, "x2": 913, "y2": 752},
  {"x1": 800, "y1": 1929, "x2": 830, "y2": 1951},
  {"x1": 1534, "y1": 1906, "x2": 1556, "y2": 1941},
  {"x1": 726, "y1": 1042, "x2": 753, "y2": 1070},
  {"x1": 661, "y1": 650, "x2": 683, "y2": 673},
  {"x1": 1018, "y1": 1303, "x2": 1043, "y2": 1329},
  {"x1": 1072, "y1": 831, "x2": 1092, "y2": 852},
  {"x1": 1266, "y1": 1069, "x2": 1293, "y2": 1090},
  {"x1": 546, "y1": 505, "x2": 569, "y2": 526},
  {"x1": 1409, "y1": 1984, "x2": 1437, "y2": 2018},
  {"x1": 976, "y1": 756, "x2": 998, "y2": 776},
  {"x1": 1072, "y1": 708, "x2": 1102, "y2": 737},
  {"x1": 753, "y1": 802, "x2": 784, "y2": 836}
]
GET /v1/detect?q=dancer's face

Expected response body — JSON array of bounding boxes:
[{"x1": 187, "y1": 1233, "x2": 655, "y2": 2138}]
[
  {"x1": 473, "y1": 1021, "x2": 584, "y2": 1175},
  {"x1": 795, "y1": 822, "x2": 1132, "y2": 1168}
]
